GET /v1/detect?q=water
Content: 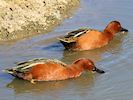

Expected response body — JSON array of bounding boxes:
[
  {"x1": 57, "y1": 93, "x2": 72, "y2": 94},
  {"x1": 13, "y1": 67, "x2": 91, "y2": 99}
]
[{"x1": 0, "y1": 0, "x2": 133, "y2": 100}]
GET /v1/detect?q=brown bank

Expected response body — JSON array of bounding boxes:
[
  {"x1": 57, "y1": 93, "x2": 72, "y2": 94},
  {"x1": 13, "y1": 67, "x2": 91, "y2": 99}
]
[{"x1": 0, "y1": 0, "x2": 79, "y2": 41}]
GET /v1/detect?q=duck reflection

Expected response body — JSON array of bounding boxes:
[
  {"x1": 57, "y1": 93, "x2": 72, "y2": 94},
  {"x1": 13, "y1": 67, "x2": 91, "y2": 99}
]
[{"x1": 6, "y1": 72, "x2": 95, "y2": 94}]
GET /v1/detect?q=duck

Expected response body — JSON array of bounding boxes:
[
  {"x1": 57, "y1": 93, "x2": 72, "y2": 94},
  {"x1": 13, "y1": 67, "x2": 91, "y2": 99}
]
[
  {"x1": 3, "y1": 58, "x2": 104, "y2": 83},
  {"x1": 58, "y1": 21, "x2": 128, "y2": 51}
]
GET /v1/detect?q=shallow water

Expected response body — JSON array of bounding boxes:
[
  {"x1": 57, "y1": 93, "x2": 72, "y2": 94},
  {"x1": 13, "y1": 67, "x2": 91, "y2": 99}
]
[{"x1": 0, "y1": 0, "x2": 133, "y2": 100}]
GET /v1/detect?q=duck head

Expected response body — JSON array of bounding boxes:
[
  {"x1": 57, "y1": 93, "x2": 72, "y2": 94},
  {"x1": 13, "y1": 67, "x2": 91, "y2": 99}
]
[
  {"x1": 104, "y1": 21, "x2": 128, "y2": 35},
  {"x1": 73, "y1": 58, "x2": 105, "y2": 73}
]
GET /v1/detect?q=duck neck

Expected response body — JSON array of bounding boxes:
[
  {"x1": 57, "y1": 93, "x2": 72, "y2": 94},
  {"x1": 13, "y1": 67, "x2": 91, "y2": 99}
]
[
  {"x1": 103, "y1": 29, "x2": 114, "y2": 41},
  {"x1": 68, "y1": 64, "x2": 85, "y2": 78}
]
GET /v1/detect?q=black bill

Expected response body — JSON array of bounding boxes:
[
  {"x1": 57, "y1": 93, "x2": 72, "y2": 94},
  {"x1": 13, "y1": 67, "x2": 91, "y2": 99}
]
[
  {"x1": 93, "y1": 67, "x2": 105, "y2": 73},
  {"x1": 121, "y1": 27, "x2": 128, "y2": 32}
]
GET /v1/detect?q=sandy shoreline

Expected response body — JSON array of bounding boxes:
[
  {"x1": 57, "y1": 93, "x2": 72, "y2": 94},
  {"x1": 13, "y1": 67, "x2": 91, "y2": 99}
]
[{"x1": 0, "y1": 0, "x2": 79, "y2": 41}]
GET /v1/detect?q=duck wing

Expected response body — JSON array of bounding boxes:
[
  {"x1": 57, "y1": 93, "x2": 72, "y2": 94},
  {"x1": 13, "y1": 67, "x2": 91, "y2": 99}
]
[
  {"x1": 58, "y1": 28, "x2": 92, "y2": 50},
  {"x1": 58, "y1": 28, "x2": 90, "y2": 43},
  {"x1": 3, "y1": 58, "x2": 67, "y2": 76}
]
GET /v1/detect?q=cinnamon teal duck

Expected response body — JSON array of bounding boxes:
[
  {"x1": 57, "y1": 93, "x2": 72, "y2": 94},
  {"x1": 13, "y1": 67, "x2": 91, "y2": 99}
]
[
  {"x1": 58, "y1": 21, "x2": 128, "y2": 51},
  {"x1": 3, "y1": 58, "x2": 104, "y2": 83}
]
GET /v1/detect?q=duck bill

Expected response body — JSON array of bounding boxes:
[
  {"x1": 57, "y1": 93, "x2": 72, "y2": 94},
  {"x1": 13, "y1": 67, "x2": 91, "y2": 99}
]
[
  {"x1": 121, "y1": 27, "x2": 128, "y2": 32},
  {"x1": 93, "y1": 67, "x2": 105, "y2": 74}
]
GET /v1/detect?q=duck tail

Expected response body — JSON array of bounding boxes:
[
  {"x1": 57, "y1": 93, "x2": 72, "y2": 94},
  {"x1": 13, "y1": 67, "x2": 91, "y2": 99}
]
[
  {"x1": 59, "y1": 39, "x2": 76, "y2": 50},
  {"x1": 3, "y1": 68, "x2": 32, "y2": 81},
  {"x1": 3, "y1": 69, "x2": 23, "y2": 78},
  {"x1": 3, "y1": 69, "x2": 14, "y2": 75}
]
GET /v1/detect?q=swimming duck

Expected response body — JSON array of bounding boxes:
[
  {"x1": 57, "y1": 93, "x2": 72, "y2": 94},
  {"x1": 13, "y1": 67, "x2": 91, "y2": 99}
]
[
  {"x1": 58, "y1": 21, "x2": 128, "y2": 51},
  {"x1": 3, "y1": 58, "x2": 104, "y2": 83}
]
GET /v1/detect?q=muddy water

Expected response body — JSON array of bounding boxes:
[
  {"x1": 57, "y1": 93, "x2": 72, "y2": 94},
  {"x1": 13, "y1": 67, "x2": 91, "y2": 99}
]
[{"x1": 0, "y1": 0, "x2": 133, "y2": 100}]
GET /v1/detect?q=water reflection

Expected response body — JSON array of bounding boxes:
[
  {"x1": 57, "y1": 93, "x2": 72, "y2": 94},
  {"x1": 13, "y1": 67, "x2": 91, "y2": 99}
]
[
  {"x1": 42, "y1": 42, "x2": 63, "y2": 52},
  {"x1": 6, "y1": 73, "x2": 95, "y2": 94}
]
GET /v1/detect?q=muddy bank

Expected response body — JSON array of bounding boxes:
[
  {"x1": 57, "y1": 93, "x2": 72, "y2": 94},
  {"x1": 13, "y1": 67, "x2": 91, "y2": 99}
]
[{"x1": 0, "y1": 0, "x2": 79, "y2": 41}]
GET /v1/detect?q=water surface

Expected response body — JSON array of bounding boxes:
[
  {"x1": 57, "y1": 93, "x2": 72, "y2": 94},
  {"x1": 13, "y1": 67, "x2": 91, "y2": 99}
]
[{"x1": 0, "y1": 0, "x2": 133, "y2": 100}]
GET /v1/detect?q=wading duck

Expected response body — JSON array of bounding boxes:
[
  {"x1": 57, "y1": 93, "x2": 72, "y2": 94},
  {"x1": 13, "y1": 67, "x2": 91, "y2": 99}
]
[
  {"x1": 3, "y1": 58, "x2": 104, "y2": 83},
  {"x1": 58, "y1": 21, "x2": 128, "y2": 51}
]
